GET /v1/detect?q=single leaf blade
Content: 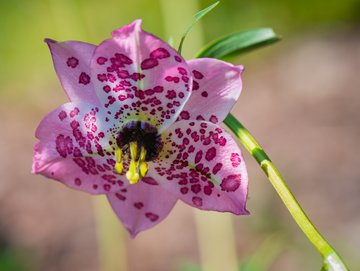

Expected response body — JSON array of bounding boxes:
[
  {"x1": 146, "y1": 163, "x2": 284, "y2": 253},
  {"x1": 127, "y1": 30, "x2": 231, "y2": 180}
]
[
  {"x1": 178, "y1": 1, "x2": 220, "y2": 54},
  {"x1": 195, "y1": 28, "x2": 280, "y2": 59}
]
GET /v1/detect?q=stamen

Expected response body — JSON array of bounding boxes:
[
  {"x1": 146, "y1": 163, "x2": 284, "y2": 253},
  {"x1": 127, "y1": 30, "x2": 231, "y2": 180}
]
[
  {"x1": 139, "y1": 146, "x2": 148, "y2": 177},
  {"x1": 115, "y1": 120, "x2": 162, "y2": 184},
  {"x1": 115, "y1": 148, "x2": 123, "y2": 162},
  {"x1": 115, "y1": 149, "x2": 123, "y2": 174},
  {"x1": 140, "y1": 146, "x2": 147, "y2": 161},
  {"x1": 115, "y1": 162, "x2": 124, "y2": 174},
  {"x1": 139, "y1": 161, "x2": 148, "y2": 177},
  {"x1": 129, "y1": 141, "x2": 138, "y2": 160},
  {"x1": 126, "y1": 159, "x2": 140, "y2": 184}
]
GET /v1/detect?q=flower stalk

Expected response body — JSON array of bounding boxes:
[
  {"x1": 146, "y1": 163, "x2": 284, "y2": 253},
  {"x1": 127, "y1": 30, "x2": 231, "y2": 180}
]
[{"x1": 224, "y1": 113, "x2": 349, "y2": 271}]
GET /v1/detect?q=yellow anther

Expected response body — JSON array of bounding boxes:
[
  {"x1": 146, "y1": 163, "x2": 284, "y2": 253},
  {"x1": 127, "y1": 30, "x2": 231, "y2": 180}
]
[
  {"x1": 139, "y1": 161, "x2": 148, "y2": 177},
  {"x1": 129, "y1": 141, "x2": 138, "y2": 160},
  {"x1": 126, "y1": 159, "x2": 140, "y2": 184},
  {"x1": 114, "y1": 162, "x2": 123, "y2": 174},
  {"x1": 126, "y1": 171, "x2": 140, "y2": 184},
  {"x1": 115, "y1": 143, "x2": 149, "y2": 183},
  {"x1": 115, "y1": 148, "x2": 123, "y2": 162},
  {"x1": 140, "y1": 146, "x2": 147, "y2": 161}
]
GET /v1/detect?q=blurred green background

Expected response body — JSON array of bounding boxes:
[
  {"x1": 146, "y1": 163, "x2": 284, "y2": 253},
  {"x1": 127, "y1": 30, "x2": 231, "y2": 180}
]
[{"x1": 0, "y1": 0, "x2": 359, "y2": 270}]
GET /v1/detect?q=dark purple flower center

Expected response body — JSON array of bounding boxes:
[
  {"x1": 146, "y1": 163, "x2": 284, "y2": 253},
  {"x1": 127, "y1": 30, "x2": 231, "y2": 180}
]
[{"x1": 116, "y1": 121, "x2": 163, "y2": 161}]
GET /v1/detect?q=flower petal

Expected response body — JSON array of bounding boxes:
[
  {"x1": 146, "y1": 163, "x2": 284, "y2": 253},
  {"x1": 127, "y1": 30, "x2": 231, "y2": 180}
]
[
  {"x1": 150, "y1": 120, "x2": 248, "y2": 214},
  {"x1": 91, "y1": 20, "x2": 191, "y2": 132},
  {"x1": 178, "y1": 58, "x2": 243, "y2": 124},
  {"x1": 33, "y1": 102, "x2": 127, "y2": 194},
  {"x1": 107, "y1": 180, "x2": 177, "y2": 237},
  {"x1": 45, "y1": 39, "x2": 99, "y2": 105}
]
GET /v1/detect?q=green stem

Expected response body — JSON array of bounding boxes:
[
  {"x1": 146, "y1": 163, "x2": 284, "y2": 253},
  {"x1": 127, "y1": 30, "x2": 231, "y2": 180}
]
[{"x1": 224, "y1": 113, "x2": 349, "y2": 271}]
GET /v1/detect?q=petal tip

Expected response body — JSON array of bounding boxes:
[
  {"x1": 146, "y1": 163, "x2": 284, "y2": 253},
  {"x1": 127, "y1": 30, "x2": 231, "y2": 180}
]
[
  {"x1": 44, "y1": 38, "x2": 57, "y2": 44},
  {"x1": 111, "y1": 19, "x2": 142, "y2": 38},
  {"x1": 127, "y1": 227, "x2": 142, "y2": 238},
  {"x1": 237, "y1": 65, "x2": 245, "y2": 74}
]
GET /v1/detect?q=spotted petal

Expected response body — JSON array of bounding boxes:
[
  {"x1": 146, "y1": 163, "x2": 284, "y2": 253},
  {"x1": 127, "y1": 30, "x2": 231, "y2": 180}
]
[
  {"x1": 107, "y1": 179, "x2": 177, "y2": 237},
  {"x1": 45, "y1": 39, "x2": 99, "y2": 105},
  {"x1": 178, "y1": 58, "x2": 243, "y2": 124},
  {"x1": 33, "y1": 102, "x2": 127, "y2": 194},
  {"x1": 150, "y1": 120, "x2": 249, "y2": 214},
  {"x1": 91, "y1": 20, "x2": 192, "y2": 133}
]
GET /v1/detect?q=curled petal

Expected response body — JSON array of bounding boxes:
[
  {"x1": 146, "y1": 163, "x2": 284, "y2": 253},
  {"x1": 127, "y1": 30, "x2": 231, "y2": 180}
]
[
  {"x1": 45, "y1": 39, "x2": 99, "y2": 105},
  {"x1": 91, "y1": 20, "x2": 192, "y2": 133},
  {"x1": 178, "y1": 58, "x2": 243, "y2": 124},
  {"x1": 151, "y1": 120, "x2": 249, "y2": 214},
  {"x1": 107, "y1": 180, "x2": 177, "y2": 237},
  {"x1": 33, "y1": 102, "x2": 127, "y2": 194}
]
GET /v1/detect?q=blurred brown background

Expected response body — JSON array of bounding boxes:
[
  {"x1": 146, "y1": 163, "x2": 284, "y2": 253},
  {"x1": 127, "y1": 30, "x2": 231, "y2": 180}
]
[{"x1": 0, "y1": 0, "x2": 359, "y2": 270}]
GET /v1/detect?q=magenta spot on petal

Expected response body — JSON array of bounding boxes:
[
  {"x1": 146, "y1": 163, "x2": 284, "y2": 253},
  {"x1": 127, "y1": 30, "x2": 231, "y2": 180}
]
[
  {"x1": 70, "y1": 107, "x2": 79, "y2": 117},
  {"x1": 209, "y1": 115, "x2": 218, "y2": 123},
  {"x1": 192, "y1": 196, "x2": 203, "y2": 207},
  {"x1": 115, "y1": 53, "x2": 133, "y2": 65},
  {"x1": 56, "y1": 134, "x2": 67, "y2": 158},
  {"x1": 221, "y1": 174, "x2": 241, "y2": 192},
  {"x1": 103, "y1": 184, "x2": 111, "y2": 191},
  {"x1": 74, "y1": 178, "x2": 82, "y2": 186},
  {"x1": 201, "y1": 91, "x2": 208, "y2": 97},
  {"x1": 212, "y1": 163, "x2": 222, "y2": 174},
  {"x1": 115, "y1": 193, "x2": 126, "y2": 201},
  {"x1": 166, "y1": 90, "x2": 177, "y2": 99},
  {"x1": 174, "y1": 56, "x2": 182, "y2": 62},
  {"x1": 191, "y1": 184, "x2": 201, "y2": 194},
  {"x1": 150, "y1": 48, "x2": 170, "y2": 59},
  {"x1": 145, "y1": 212, "x2": 159, "y2": 222},
  {"x1": 179, "y1": 111, "x2": 190, "y2": 120},
  {"x1": 205, "y1": 147, "x2": 216, "y2": 161},
  {"x1": 181, "y1": 76, "x2": 189, "y2": 83},
  {"x1": 178, "y1": 67, "x2": 187, "y2": 75},
  {"x1": 153, "y1": 86, "x2": 164, "y2": 93},
  {"x1": 58, "y1": 110, "x2": 67, "y2": 121},
  {"x1": 230, "y1": 153, "x2": 241, "y2": 168},
  {"x1": 141, "y1": 58, "x2": 158, "y2": 70},
  {"x1": 97, "y1": 73, "x2": 107, "y2": 82},
  {"x1": 141, "y1": 176, "x2": 158, "y2": 185},
  {"x1": 180, "y1": 187, "x2": 188, "y2": 194},
  {"x1": 67, "y1": 57, "x2": 79, "y2": 68},
  {"x1": 192, "y1": 70, "x2": 204, "y2": 79},
  {"x1": 79, "y1": 72, "x2": 90, "y2": 85},
  {"x1": 192, "y1": 80, "x2": 199, "y2": 91},
  {"x1": 117, "y1": 70, "x2": 130, "y2": 79},
  {"x1": 204, "y1": 185, "x2": 213, "y2": 195},
  {"x1": 97, "y1": 57, "x2": 108, "y2": 65},
  {"x1": 195, "y1": 150, "x2": 203, "y2": 164},
  {"x1": 219, "y1": 136, "x2": 227, "y2": 146},
  {"x1": 134, "y1": 202, "x2": 144, "y2": 209},
  {"x1": 103, "y1": 86, "x2": 111, "y2": 94}
]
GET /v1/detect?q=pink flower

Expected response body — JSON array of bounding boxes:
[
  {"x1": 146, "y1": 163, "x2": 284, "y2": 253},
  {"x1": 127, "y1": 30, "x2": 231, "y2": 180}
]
[{"x1": 33, "y1": 20, "x2": 249, "y2": 237}]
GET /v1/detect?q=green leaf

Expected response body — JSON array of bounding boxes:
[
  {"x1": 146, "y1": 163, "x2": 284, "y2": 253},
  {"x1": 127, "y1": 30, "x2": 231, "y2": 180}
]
[
  {"x1": 178, "y1": 1, "x2": 220, "y2": 54},
  {"x1": 195, "y1": 28, "x2": 280, "y2": 59}
]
